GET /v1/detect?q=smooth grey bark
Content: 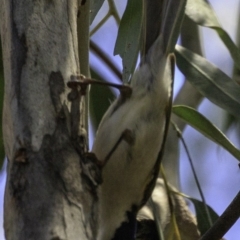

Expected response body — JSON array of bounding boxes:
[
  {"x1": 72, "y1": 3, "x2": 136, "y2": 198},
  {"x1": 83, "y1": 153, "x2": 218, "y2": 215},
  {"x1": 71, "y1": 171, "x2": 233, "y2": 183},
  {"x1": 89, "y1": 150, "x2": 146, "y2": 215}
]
[{"x1": 1, "y1": 0, "x2": 96, "y2": 239}]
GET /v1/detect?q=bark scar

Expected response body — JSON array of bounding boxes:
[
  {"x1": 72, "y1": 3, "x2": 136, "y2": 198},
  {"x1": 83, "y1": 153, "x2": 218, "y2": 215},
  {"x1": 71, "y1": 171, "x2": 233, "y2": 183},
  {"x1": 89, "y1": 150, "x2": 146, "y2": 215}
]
[{"x1": 49, "y1": 71, "x2": 65, "y2": 116}]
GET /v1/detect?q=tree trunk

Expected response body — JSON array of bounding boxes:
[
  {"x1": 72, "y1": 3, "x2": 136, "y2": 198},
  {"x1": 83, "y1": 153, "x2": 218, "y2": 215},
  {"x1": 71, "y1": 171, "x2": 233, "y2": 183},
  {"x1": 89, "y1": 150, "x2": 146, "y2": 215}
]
[{"x1": 1, "y1": 1, "x2": 96, "y2": 239}]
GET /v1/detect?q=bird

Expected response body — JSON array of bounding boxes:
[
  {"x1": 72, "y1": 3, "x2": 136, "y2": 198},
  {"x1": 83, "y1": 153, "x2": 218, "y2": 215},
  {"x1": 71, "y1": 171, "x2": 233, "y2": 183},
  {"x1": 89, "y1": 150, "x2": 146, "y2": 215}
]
[{"x1": 91, "y1": 0, "x2": 186, "y2": 239}]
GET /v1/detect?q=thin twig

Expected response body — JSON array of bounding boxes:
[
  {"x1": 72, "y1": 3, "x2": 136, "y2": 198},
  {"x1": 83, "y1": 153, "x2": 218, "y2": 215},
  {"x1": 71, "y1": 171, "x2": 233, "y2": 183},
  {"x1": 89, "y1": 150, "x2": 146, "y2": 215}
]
[
  {"x1": 172, "y1": 122, "x2": 213, "y2": 226},
  {"x1": 200, "y1": 191, "x2": 240, "y2": 240},
  {"x1": 90, "y1": 0, "x2": 120, "y2": 36},
  {"x1": 90, "y1": 40, "x2": 122, "y2": 81},
  {"x1": 108, "y1": 0, "x2": 120, "y2": 25},
  {"x1": 90, "y1": 11, "x2": 111, "y2": 36}
]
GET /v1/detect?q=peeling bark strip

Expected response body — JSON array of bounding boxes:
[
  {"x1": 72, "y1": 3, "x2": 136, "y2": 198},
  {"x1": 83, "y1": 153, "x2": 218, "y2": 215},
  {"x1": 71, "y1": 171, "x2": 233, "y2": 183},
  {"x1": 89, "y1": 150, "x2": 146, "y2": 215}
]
[{"x1": 1, "y1": 1, "x2": 96, "y2": 239}]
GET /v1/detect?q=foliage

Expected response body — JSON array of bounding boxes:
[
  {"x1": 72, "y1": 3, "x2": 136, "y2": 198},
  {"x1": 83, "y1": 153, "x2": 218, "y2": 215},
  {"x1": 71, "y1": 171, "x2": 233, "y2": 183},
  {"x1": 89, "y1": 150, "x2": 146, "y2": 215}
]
[
  {"x1": 89, "y1": 68, "x2": 115, "y2": 132},
  {"x1": 173, "y1": 105, "x2": 240, "y2": 161},
  {"x1": 114, "y1": 0, "x2": 143, "y2": 83},
  {"x1": 88, "y1": 0, "x2": 240, "y2": 238},
  {"x1": 1, "y1": 0, "x2": 239, "y2": 238},
  {"x1": 190, "y1": 197, "x2": 219, "y2": 236}
]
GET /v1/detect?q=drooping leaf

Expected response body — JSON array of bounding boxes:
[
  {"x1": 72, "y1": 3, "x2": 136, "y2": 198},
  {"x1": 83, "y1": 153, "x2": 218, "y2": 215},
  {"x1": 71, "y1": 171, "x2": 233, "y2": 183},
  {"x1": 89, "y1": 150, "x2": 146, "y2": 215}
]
[
  {"x1": 89, "y1": 68, "x2": 115, "y2": 133},
  {"x1": 185, "y1": 0, "x2": 240, "y2": 68},
  {"x1": 161, "y1": 0, "x2": 187, "y2": 54},
  {"x1": 175, "y1": 45, "x2": 240, "y2": 119},
  {"x1": 0, "y1": 37, "x2": 5, "y2": 168},
  {"x1": 142, "y1": 0, "x2": 186, "y2": 58},
  {"x1": 89, "y1": 0, "x2": 105, "y2": 24},
  {"x1": 190, "y1": 198, "x2": 219, "y2": 235},
  {"x1": 114, "y1": 0, "x2": 143, "y2": 83},
  {"x1": 172, "y1": 105, "x2": 240, "y2": 162}
]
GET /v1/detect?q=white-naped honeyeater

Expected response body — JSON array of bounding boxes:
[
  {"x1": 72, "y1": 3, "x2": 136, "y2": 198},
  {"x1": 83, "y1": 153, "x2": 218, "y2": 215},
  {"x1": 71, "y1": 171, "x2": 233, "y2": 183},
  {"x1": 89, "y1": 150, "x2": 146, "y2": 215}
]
[{"x1": 91, "y1": 0, "x2": 186, "y2": 239}]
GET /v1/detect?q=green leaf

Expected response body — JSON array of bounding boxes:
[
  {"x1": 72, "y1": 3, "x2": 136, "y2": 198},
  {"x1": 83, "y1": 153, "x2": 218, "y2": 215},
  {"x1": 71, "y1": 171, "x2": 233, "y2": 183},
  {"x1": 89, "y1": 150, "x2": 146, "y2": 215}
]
[
  {"x1": 142, "y1": 0, "x2": 186, "y2": 56},
  {"x1": 114, "y1": 0, "x2": 143, "y2": 83},
  {"x1": 190, "y1": 198, "x2": 219, "y2": 235},
  {"x1": 161, "y1": 0, "x2": 187, "y2": 54},
  {"x1": 0, "y1": 37, "x2": 5, "y2": 168},
  {"x1": 89, "y1": 0, "x2": 105, "y2": 24},
  {"x1": 89, "y1": 68, "x2": 115, "y2": 132},
  {"x1": 172, "y1": 105, "x2": 240, "y2": 162},
  {"x1": 175, "y1": 45, "x2": 240, "y2": 119},
  {"x1": 185, "y1": 0, "x2": 240, "y2": 68}
]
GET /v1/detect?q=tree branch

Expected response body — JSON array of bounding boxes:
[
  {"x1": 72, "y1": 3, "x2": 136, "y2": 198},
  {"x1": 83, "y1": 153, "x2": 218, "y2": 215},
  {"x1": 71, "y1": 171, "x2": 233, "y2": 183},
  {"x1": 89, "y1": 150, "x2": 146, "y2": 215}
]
[
  {"x1": 90, "y1": 40, "x2": 122, "y2": 80},
  {"x1": 1, "y1": 1, "x2": 96, "y2": 239},
  {"x1": 200, "y1": 191, "x2": 240, "y2": 240}
]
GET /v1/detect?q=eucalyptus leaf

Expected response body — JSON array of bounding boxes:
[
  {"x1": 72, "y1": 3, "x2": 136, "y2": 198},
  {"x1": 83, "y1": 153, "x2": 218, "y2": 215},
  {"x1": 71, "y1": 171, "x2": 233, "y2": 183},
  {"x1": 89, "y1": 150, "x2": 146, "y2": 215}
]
[
  {"x1": 172, "y1": 105, "x2": 240, "y2": 162},
  {"x1": 175, "y1": 45, "x2": 240, "y2": 119},
  {"x1": 89, "y1": 0, "x2": 105, "y2": 24},
  {"x1": 190, "y1": 198, "x2": 219, "y2": 235},
  {"x1": 114, "y1": 0, "x2": 143, "y2": 83},
  {"x1": 185, "y1": 0, "x2": 240, "y2": 68},
  {"x1": 161, "y1": 0, "x2": 187, "y2": 54},
  {"x1": 89, "y1": 68, "x2": 115, "y2": 133}
]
